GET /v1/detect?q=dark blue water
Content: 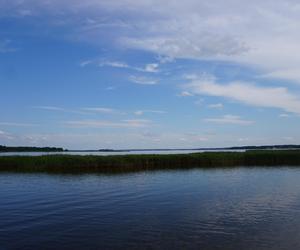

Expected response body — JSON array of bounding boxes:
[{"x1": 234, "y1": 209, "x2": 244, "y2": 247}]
[{"x1": 1, "y1": 167, "x2": 300, "y2": 249}]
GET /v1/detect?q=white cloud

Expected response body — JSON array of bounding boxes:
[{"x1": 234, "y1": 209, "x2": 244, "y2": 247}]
[
  {"x1": 34, "y1": 106, "x2": 91, "y2": 115},
  {"x1": 134, "y1": 110, "x2": 144, "y2": 116},
  {"x1": 178, "y1": 91, "x2": 194, "y2": 97},
  {"x1": 129, "y1": 75, "x2": 158, "y2": 85},
  {"x1": 8, "y1": 0, "x2": 300, "y2": 83},
  {"x1": 208, "y1": 103, "x2": 224, "y2": 109},
  {"x1": 82, "y1": 58, "x2": 162, "y2": 73},
  {"x1": 238, "y1": 137, "x2": 251, "y2": 142},
  {"x1": 116, "y1": 1, "x2": 300, "y2": 84},
  {"x1": 64, "y1": 119, "x2": 153, "y2": 128},
  {"x1": 262, "y1": 69, "x2": 300, "y2": 84},
  {"x1": 35, "y1": 106, "x2": 124, "y2": 115},
  {"x1": 0, "y1": 122, "x2": 37, "y2": 127},
  {"x1": 282, "y1": 136, "x2": 294, "y2": 141},
  {"x1": 0, "y1": 131, "x2": 212, "y2": 149},
  {"x1": 34, "y1": 106, "x2": 66, "y2": 111},
  {"x1": 157, "y1": 55, "x2": 174, "y2": 64},
  {"x1": 183, "y1": 74, "x2": 199, "y2": 80},
  {"x1": 80, "y1": 60, "x2": 93, "y2": 67},
  {"x1": 181, "y1": 133, "x2": 209, "y2": 142},
  {"x1": 34, "y1": 106, "x2": 166, "y2": 117},
  {"x1": 144, "y1": 63, "x2": 159, "y2": 73},
  {"x1": 122, "y1": 119, "x2": 153, "y2": 128},
  {"x1": 106, "y1": 86, "x2": 116, "y2": 91},
  {"x1": 149, "y1": 110, "x2": 166, "y2": 114},
  {"x1": 99, "y1": 61, "x2": 129, "y2": 69},
  {"x1": 185, "y1": 75, "x2": 300, "y2": 115},
  {"x1": 194, "y1": 99, "x2": 205, "y2": 106},
  {"x1": 122, "y1": 34, "x2": 248, "y2": 59},
  {"x1": 97, "y1": 60, "x2": 161, "y2": 73},
  {"x1": 204, "y1": 115, "x2": 254, "y2": 125},
  {"x1": 0, "y1": 130, "x2": 14, "y2": 140},
  {"x1": 279, "y1": 113, "x2": 290, "y2": 118},
  {"x1": 81, "y1": 107, "x2": 116, "y2": 114},
  {"x1": 134, "y1": 110, "x2": 166, "y2": 115},
  {"x1": 80, "y1": 0, "x2": 300, "y2": 84}
]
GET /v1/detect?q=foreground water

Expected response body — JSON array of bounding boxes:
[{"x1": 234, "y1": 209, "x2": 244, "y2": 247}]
[{"x1": 1, "y1": 167, "x2": 300, "y2": 249}]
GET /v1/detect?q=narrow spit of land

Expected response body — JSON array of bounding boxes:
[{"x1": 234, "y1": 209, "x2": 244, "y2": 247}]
[{"x1": 0, "y1": 150, "x2": 300, "y2": 174}]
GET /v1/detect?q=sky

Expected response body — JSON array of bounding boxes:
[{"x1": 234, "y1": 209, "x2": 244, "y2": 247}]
[{"x1": 1, "y1": 0, "x2": 300, "y2": 149}]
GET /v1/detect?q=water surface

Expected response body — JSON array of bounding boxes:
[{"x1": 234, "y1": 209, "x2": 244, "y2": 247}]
[
  {"x1": 0, "y1": 149, "x2": 245, "y2": 157},
  {"x1": 1, "y1": 167, "x2": 300, "y2": 249}
]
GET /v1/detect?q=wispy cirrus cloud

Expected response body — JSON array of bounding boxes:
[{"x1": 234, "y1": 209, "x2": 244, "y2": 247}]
[
  {"x1": 79, "y1": 60, "x2": 93, "y2": 67},
  {"x1": 80, "y1": 107, "x2": 119, "y2": 114},
  {"x1": 35, "y1": 106, "x2": 129, "y2": 116},
  {"x1": 134, "y1": 110, "x2": 166, "y2": 116},
  {"x1": 129, "y1": 75, "x2": 159, "y2": 85},
  {"x1": 98, "y1": 61, "x2": 130, "y2": 69},
  {"x1": 34, "y1": 106, "x2": 91, "y2": 115},
  {"x1": 105, "y1": 86, "x2": 116, "y2": 91},
  {"x1": 279, "y1": 113, "x2": 290, "y2": 118},
  {"x1": 178, "y1": 91, "x2": 194, "y2": 97},
  {"x1": 185, "y1": 75, "x2": 300, "y2": 115},
  {"x1": 204, "y1": 115, "x2": 254, "y2": 125},
  {"x1": 0, "y1": 122, "x2": 38, "y2": 127},
  {"x1": 34, "y1": 106, "x2": 165, "y2": 116},
  {"x1": 81, "y1": 59, "x2": 160, "y2": 73},
  {"x1": 5, "y1": 0, "x2": 300, "y2": 88},
  {"x1": 34, "y1": 106, "x2": 66, "y2": 111},
  {"x1": 4, "y1": 0, "x2": 300, "y2": 84},
  {"x1": 64, "y1": 119, "x2": 153, "y2": 128},
  {"x1": 208, "y1": 103, "x2": 224, "y2": 109},
  {"x1": 0, "y1": 130, "x2": 15, "y2": 140}
]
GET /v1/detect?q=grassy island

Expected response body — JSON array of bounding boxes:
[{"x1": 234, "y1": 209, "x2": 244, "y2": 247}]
[{"x1": 0, "y1": 150, "x2": 300, "y2": 174}]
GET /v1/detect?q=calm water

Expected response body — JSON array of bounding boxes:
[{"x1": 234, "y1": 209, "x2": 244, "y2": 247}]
[
  {"x1": 1, "y1": 167, "x2": 300, "y2": 249},
  {"x1": 0, "y1": 149, "x2": 244, "y2": 157}
]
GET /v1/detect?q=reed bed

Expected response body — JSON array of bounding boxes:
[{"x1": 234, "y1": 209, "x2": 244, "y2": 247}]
[{"x1": 0, "y1": 150, "x2": 300, "y2": 174}]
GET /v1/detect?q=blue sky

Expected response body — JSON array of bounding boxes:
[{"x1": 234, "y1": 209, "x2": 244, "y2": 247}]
[{"x1": 1, "y1": 0, "x2": 300, "y2": 149}]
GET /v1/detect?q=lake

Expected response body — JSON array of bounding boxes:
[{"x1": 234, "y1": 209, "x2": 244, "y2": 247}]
[
  {"x1": 0, "y1": 149, "x2": 245, "y2": 157},
  {"x1": 1, "y1": 167, "x2": 300, "y2": 249}
]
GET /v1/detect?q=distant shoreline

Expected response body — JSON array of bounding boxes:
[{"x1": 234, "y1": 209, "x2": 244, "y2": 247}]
[
  {"x1": 1, "y1": 144, "x2": 300, "y2": 153},
  {"x1": 0, "y1": 146, "x2": 64, "y2": 153},
  {"x1": 1, "y1": 150, "x2": 300, "y2": 174}
]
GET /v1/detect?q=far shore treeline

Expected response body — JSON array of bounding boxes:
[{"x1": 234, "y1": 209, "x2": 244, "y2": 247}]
[
  {"x1": 1, "y1": 150, "x2": 300, "y2": 174},
  {"x1": 1, "y1": 144, "x2": 300, "y2": 153},
  {"x1": 0, "y1": 145, "x2": 64, "y2": 152}
]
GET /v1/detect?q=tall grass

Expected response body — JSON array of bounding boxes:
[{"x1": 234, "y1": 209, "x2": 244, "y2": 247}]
[{"x1": 0, "y1": 150, "x2": 300, "y2": 174}]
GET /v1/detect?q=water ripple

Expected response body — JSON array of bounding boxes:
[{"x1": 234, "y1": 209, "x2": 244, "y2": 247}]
[{"x1": 1, "y1": 167, "x2": 300, "y2": 249}]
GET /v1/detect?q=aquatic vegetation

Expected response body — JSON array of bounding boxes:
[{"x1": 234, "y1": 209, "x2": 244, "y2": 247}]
[{"x1": 0, "y1": 150, "x2": 300, "y2": 174}]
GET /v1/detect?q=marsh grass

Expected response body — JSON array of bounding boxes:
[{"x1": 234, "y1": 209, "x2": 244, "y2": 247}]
[{"x1": 0, "y1": 150, "x2": 300, "y2": 174}]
